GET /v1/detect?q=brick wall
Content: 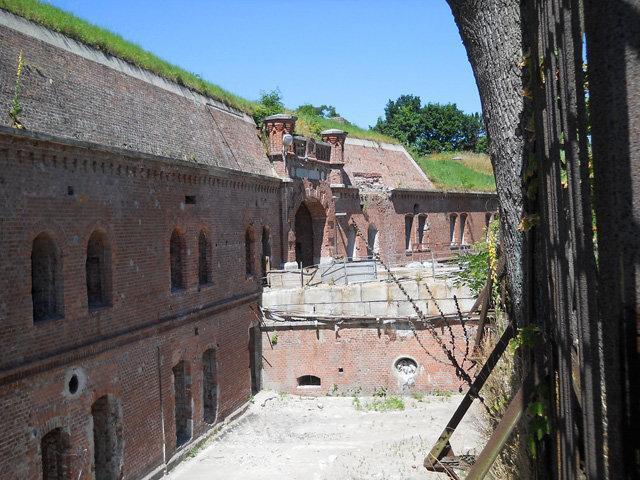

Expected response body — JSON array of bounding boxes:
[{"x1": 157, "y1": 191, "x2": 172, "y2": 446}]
[
  {"x1": 0, "y1": 16, "x2": 273, "y2": 178},
  {"x1": 0, "y1": 130, "x2": 278, "y2": 479},
  {"x1": 331, "y1": 191, "x2": 497, "y2": 264},
  {"x1": 261, "y1": 322, "x2": 477, "y2": 396}
]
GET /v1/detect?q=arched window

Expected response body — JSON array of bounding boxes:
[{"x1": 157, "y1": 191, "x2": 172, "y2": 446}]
[
  {"x1": 404, "y1": 215, "x2": 414, "y2": 251},
  {"x1": 86, "y1": 230, "x2": 111, "y2": 309},
  {"x1": 449, "y1": 213, "x2": 458, "y2": 247},
  {"x1": 173, "y1": 360, "x2": 192, "y2": 447},
  {"x1": 198, "y1": 230, "x2": 212, "y2": 286},
  {"x1": 367, "y1": 224, "x2": 379, "y2": 256},
  {"x1": 245, "y1": 228, "x2": 256, "y2": 277},
  {"x1": 261, "y1": 226, "x2": 271, "y2": 282},
  {"x1": 32, "y1": 233, "x2": 62, "y2": 322},
  {"x1": 91, "y1": 395, "x2": 123, "y2": 480},
  {"x1": 170, "y1": 229, "x2": 186, "y2": 291},
  {"x1": 417, "y1": 214, "x2": 428, "y2": 249},
  {"x1": 460, "y1": 213, "x2": 469, "y2": 246},
  {"x1": 346, "y1": 224, "x2": 357, "y2": 260},
  {"x1": 41, "y1": 428, "x2": 70, "y2": 480},
  {"x1": 202, "y1": 349, "x2": 218, "y2": 424}
]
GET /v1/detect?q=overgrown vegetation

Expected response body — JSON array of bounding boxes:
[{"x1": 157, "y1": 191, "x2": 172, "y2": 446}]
[
  {"x1": 9, "y1": 50, "x2": 24, "y2": 129},
  {"x1": 454, "y1": 240, "x2": 490, "y2": 295},
  {"x1": 296, "y1": 111, "x2": 398, "y2": 144},
  {"x1": 416, "y1": 151, "x2": 496, "y2": 192},
  {"x1": 352, "y1": 387, "x2": 405, "y2": 412},
  {"x1": 453, "y1": 218, "x2": 535, "y2": 478},
  {"x1": 373, "y1": 94, "x2": 487, "y2": 153}
]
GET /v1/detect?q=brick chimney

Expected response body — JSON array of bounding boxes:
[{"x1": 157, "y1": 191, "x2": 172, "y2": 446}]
[
  {"x1": 321, "y1": 129, "x2": 349, "y2": 186},
  {"x1": 321, "y1": 129, "x2": 348, "y2": 164},
  {"x1": 263, "y1": 114, "x2": 297, "y2": 157}
]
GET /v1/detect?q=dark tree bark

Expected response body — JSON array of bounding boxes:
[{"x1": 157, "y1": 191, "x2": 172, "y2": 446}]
[{"x1": 445, "y1": 0, "x2": 530, "y2": 324}]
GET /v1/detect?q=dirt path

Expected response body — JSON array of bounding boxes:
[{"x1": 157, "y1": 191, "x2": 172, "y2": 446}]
[{"x1": 166, "y1": 391, "x2": 484, "y2": 480}]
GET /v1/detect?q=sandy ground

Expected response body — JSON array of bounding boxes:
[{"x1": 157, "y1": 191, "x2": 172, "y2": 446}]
[{"x1": 166, "y1": 391, "x2": 484, "y2": 480}]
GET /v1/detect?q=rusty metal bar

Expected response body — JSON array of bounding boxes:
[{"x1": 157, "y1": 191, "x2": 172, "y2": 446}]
[
  {"x1": 465, "y1": 373, "x2": 534, "y2": 479},
  {"x1": 424, "y1": 323, "x2": 516, "y2": 472}
]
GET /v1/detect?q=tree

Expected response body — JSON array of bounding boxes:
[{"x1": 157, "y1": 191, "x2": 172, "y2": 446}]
[
  {"x1": 252, "y1": 89, "x2": 285, "y2": 125},
  {"x1": 373, "y1": 96, "x2": 484, "y2": 153},
  {"x1": 445, "y1": 0, "x2": 530, "y2": 324},
  {"x1": 296, "y1": 103, "x2": 339, "y2": 118},
  {"x1": 373, "y1": 95, "x2": 424, "y2": 146}
]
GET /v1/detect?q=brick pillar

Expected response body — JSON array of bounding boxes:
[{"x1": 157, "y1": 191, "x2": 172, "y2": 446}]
[
  {"x1": 321, "y1": 129, "x2": 348, "y2": 186},
  {"x1": 263, "y1": 114, "x2": 297, "y2": 156}
]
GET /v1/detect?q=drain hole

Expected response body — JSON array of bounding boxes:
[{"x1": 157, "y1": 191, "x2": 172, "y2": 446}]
[
  {"x1": 68, "y1": 374, "x2": 79, "y2": 394},
  {"x1": 297, "y1": 375, "x2": 321, "y2": 387}
]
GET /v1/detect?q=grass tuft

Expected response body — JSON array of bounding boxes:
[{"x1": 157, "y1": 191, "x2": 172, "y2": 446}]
[
  {"x1": 416, "y1": 151, "x2": 496, "y2": 192},
  {"x1": 352, "y1": 394, "x2": 405, "y2": 412}
]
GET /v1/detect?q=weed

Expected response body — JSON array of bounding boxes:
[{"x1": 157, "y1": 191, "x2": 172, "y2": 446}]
[
  {"x1": 187, "y1": 443, "x2": 203, "y2": 458},
  {"x1": 373, "y1": 386, "x2": 388, "y2": 398},
  {"x1": 270, "y1": 333, "x2": 278, "y2": 346},
  {"x1": 430, "y1": 388, "x2": 453, "y2": 399},
  {"x1": 352, "y1": 396, "x2": 362, "y2": 411},
  {"x1": 9, "y1": 51, "x2": 24, "y2": 129},
  {"x1": 411, "y1": 391, "x2": 425, "y2": 402},
  {"x1": 365, "y1": 395, "x2": 405, "y2": 412},
  {"x1": 327, "y1": 383, "x2": 339, "y2": 396}
]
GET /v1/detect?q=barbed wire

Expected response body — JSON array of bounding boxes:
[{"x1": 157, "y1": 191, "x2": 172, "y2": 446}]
[{"x1": 349, "y1": 221, "x2": 478, "y2": 393}]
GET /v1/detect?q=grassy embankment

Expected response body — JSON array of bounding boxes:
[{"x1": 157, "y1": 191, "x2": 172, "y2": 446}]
[{"x1": 416, "y1": 151, "x2": 496, "y2": 192}]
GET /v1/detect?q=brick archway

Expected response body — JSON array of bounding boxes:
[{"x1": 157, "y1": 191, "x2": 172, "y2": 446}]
[
  {"x1": 295, "y1": 204, "x2": 314, "y2": 267},
  {"x1": 292, "y1": 199, "x2": 326, "y2": 267}
]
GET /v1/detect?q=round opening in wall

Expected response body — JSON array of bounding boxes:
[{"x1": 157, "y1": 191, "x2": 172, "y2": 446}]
[
  {"x1": 394, "y1": 357, "x2": 418, "y2": 378},
  {"x1": 68, "y1": 374, "x2": 79, "y2": 395}
]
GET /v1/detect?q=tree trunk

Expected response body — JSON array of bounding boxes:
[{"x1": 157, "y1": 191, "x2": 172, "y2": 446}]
[{"x1": 445, "y1": 0, "x2": 530, "y2": 323}]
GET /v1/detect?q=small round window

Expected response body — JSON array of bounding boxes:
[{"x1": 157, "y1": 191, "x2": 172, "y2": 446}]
[{"x1": 394, "y1": 357, "x2": 418, "y2": 378}]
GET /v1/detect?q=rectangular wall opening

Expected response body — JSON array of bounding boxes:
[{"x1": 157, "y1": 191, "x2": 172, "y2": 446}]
[
  {"x1": 202, "y1": 349, "x2": 218, "y2": 424},
  {"x1": 172, "y1": 361, "x2": 192, "y2": 448},
  {"x1": 92, "y1": 395, "x2": 123, "y2": 480}
]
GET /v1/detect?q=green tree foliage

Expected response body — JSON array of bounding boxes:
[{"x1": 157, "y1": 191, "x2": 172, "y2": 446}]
[
  {"x1": 252, "y1": 89, "x2": 285, "y2": 125},
  {"x1": 373, "y1": 95, "x2": 487, "y2": 154},
  {"x1": 453, "y1": 241, "x2": 490, "y2": 296},
  {"x1": 296, "y1": 103, "x2": 339, "y2": 118}
]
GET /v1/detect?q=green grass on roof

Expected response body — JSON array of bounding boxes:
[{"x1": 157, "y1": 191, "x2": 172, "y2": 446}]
[
  {"x1": 0, "y1": 0, "x2": 257, "y2": 114},
  {"x1": 295, "y1": 112, "x2": 399, "y2": 144},
  {"x1": 416, "y1": 151, "x2": 496, "y2": 192}
]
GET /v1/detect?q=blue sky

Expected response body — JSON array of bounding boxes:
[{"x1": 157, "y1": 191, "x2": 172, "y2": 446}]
[{"x1": 45, "y1": 0, "x2": 481, "y2": 128}]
